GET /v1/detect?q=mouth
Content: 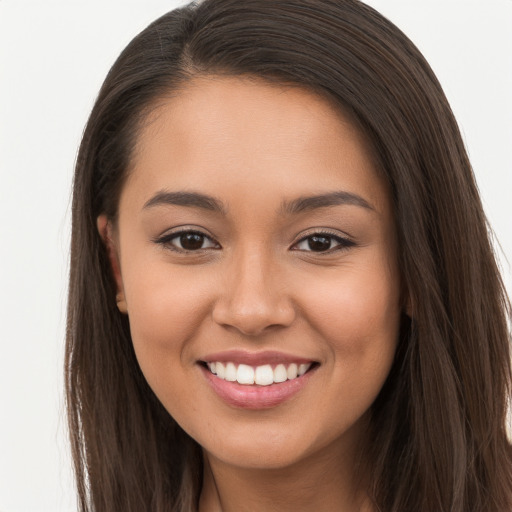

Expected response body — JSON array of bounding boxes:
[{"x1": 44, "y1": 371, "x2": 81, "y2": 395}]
[
  {"x1": 201, "y1": 361, "x2": 315, "y2": 386},
  {"x1": 198, "y1": 351, "x2": 319, "y2": 409}
]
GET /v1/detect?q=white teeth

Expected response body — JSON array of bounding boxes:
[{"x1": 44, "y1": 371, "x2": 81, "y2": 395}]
[
  {"x1": 206, "y1": 361, "x2": 313, "y2": 385},
  {"x1": 298, "y1": 363, "x2": 309, "y2": 376},
  {"x1": 274, "y1": 364, "x2": 288, "y2": 383},
  {"x1": 254, "y1": 364, "x2": 274, "y2": 386},
  {"x1": 237, "y1": 364, "x2": 255, "y2": 384},
  {"x1": 287, "y1": 363, "x2": 298, "y2": 380},
  {"x1": 216, "y1": 362, "x2": 226, "y2": 379},
  {"x1": 225, "y1": 362, "x2": 237, "y2": 382}
]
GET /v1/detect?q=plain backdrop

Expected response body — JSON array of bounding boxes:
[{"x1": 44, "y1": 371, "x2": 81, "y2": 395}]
[{"x1": 0, "y1": 1, "x2": 511, "y2": 511}]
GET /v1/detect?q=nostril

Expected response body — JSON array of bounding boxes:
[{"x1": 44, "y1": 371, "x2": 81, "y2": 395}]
[{"x1": 212, "y1": 300, "x2": 296, "y2": 336}]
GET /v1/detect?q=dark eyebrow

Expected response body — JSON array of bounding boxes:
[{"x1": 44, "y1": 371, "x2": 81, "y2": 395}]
[
  {"x1": 281, "y1": 191, "x2": 375, "y2": 215},
  {"x1": 143, "y1": 190, "x2": 226, "y2": 214}
]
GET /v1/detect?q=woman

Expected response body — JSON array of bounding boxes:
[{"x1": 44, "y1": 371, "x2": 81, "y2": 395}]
[{"x1": 65, "y1": 0, "x2": 512, "y2": 510}]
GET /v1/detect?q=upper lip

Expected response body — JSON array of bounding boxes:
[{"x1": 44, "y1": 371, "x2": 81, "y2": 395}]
[{"x1": 200, "y1": 350, "x2": 317, "y2": 367}]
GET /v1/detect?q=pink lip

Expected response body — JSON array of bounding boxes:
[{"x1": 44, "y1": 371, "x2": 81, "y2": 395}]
[
  {"x1": 200, "y1": 349, "x2": 315, "y2": 367},
  {"x1": 199, "y1": 361, "x2": 317, "y2": 410}
]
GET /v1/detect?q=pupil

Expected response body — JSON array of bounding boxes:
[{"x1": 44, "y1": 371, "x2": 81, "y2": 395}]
[
  {"x1": 180, "y1": 233, "x2": 204, "y2": 250},
  {"x1": 308, "y1": 235, "x2": 331, "y2": 252}
]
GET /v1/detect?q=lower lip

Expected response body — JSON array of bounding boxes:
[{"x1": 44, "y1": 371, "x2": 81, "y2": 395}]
[{"x1": 200, "y1": 364, "x2": 316, "y2": 409}]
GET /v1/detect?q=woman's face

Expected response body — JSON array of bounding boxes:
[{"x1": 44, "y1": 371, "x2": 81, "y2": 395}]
[{"x1": 105, "y1": 76, "x2": 402, "y2": 470}]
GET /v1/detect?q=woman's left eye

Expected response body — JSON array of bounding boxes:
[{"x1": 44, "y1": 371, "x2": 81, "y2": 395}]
[
  {"x1": 292, "y1": 233, "x2": 354, "y2": 253},
  {"x1": 155, "y1": 230, "x2": 219, "y2": 252}
]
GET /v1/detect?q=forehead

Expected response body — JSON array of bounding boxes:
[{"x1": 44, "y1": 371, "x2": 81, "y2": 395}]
[{"x1": 123, "y1": 75, "x2": 390, "y2": 217}]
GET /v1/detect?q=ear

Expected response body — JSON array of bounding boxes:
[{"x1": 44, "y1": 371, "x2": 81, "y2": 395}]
[{"x1": 97, "y1": 214, "x2": 126, "y2": 313}]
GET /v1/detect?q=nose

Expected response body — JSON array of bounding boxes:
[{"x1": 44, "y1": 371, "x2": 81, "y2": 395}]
[{"x1": 212, "y1": 247, "x2": 296, "y2": 337}]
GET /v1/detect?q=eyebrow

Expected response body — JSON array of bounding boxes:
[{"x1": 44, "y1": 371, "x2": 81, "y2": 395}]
[
  {"x1": 142, "y1": 189, "x2": 374, "y2": 216},
  {"x1": 143, "y1": 190, "x2": 226, "y2": 214},
  {"x1": 280, "y1": 191, "x2": 375, "y2": 215}
]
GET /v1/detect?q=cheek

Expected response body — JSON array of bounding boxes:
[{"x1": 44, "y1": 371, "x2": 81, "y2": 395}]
[
  {"x1": 121, "y1": 260, "x2": 215, "y2": 387},
  {"x1": 123, "y1": 268, "x2": 212, "y2": 432},
  {"x1": 303, "y1": 261, "x2": 400, "y2": 339},
  {"x1": 125, "y1": 260, "x2": 212, "y2": 336},
  {"x1": 298, "y1": 259, "x2": 401, "y2": 390}
]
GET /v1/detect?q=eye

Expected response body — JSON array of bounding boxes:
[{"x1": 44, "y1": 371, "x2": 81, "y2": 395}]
[
  {"x1": 154, "y1": 229, "x2": 220, "y2": 252},
  {"x1": 292, "y1": 232, "x2": 355, "y2": 253}
]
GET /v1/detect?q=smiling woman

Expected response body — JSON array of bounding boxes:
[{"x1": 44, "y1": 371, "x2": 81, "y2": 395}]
[
  {"x1": 66, "y1": 1, "x2": 512, "y2": 511},
  {"x1": 98, "y1": 78, "x2": 401, "y2": 492}
]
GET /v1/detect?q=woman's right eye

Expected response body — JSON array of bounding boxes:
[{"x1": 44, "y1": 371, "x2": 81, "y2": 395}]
[{"x1": 154, "y1": 230, "x2": 220, "y2": 252}]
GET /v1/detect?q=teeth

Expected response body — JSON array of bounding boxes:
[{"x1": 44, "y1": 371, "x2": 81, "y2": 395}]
[
  {"x1": 216, "y1": 362, "x2": 226, "y2": 379},
  {"x1": 237, "y1": 364, "x2": 254, "y2": 384},
  {"x1": 287, "y1": 363, "x2": 298, "y2": 380},
  {"x1": 206, "y1": 361, "x2": 312, "y2": 385},
  {"x1": 274, "y1": 364, "x2": 288, "y2": 383},
  {"x1": 225, "y1": 362, "x2": 237, "y2": 382},
  {"x1": 298, "y1": 363, "x2": 309, "y2": 376},
  {"x1": 255, "y1": 364, "x2": 274, "y2": 386}
]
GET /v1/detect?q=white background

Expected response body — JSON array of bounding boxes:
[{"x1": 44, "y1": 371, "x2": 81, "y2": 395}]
[{"x1": 0, "y1": 1, "x2": 510, "y2": 511}]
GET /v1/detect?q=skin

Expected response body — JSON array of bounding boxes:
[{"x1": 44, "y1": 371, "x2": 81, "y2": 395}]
[{"x1": 98, "y1": 76, "x2": 403, "y2": 511}]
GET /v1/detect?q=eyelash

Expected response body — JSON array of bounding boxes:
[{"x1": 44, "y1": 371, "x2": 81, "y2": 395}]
[
  {"x1": 153, "y1": 229, "x2": 220, "y2": 253},
  {"x1": 153, "y1": 228, "x2": 355, "y2": 254},
  {"x1": 291, "y1": 229, "x2": 356, "y2": 253}
]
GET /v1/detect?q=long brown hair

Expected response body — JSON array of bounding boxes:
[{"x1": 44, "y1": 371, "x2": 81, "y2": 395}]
[{"x1": 66, "y1": 0, "x2": 512, "y2": 510}]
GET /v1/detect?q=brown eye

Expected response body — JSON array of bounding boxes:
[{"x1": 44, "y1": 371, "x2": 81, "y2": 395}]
[
  {"x1": 154, "y1": 230, "x2": 219, "y2": 252},
  {"x1": 292, "y1": 232, "x2": 355, "y2": 253},
  {"x1": 180, "y1": 232, "x2": 206, "y2": 250},
  {"x1": 307, "y1": 235, "x2": 332, "y2": 252}
]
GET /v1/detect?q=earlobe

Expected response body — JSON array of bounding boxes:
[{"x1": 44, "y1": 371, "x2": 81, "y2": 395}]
[
  {"x1": 97, "y1": 214, "x2": 126, "y2": 313},
  {"x1": 116, "y1": 292, "x2": 128, "y2": 314}
]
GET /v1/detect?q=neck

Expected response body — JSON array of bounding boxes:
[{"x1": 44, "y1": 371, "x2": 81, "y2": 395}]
[{"x1": 198, "y1": 437, "x2": 373, "y2": 512}]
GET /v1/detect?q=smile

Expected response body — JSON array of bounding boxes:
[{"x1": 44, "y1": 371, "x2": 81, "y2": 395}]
[
  {"x1": 199, "y1": 351, "x2": 318, "y2": 409},
  {"x1": 206, "y1": 361, "x2": 311, "y2": 386}
]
